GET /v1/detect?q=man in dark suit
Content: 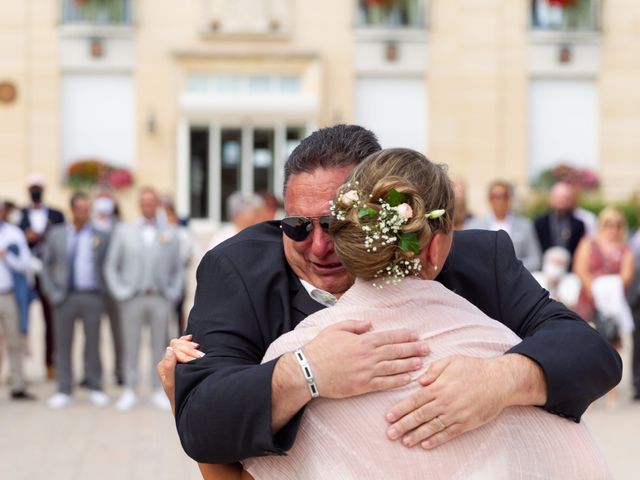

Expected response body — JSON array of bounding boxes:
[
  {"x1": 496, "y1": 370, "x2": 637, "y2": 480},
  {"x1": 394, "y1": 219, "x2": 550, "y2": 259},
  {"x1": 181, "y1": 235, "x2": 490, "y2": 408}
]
[
  {"x1": 165, "y1": 125, "x2": 621, "y2": 465},
  {"x1": 629, "y1": 233, "x2": 640, "y2": 400},
  {"x1": 534, "y1": 181, "x2": 586, "y2": 264},
  {"x1": 40, "y1": 192, "x2": 110, "y2": 409},
  {"x1": 19, "y1": 174, "x2": 65, "y2": 378}
]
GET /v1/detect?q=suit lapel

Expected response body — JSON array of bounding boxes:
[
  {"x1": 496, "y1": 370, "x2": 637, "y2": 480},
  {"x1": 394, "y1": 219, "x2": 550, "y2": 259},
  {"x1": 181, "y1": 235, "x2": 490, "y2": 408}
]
[{"x1": 289, "y1": 274, "x2": 325, "y2": 321}]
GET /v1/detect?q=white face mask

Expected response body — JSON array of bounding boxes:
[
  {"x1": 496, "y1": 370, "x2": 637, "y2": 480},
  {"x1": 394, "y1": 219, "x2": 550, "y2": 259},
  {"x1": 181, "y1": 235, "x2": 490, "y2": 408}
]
[
  {"x1": 8, "y1": 210, "x2": 22, "y2": 225},
  {"x1": 543, "y1": 263, "x2": 566, "y2": 281}
]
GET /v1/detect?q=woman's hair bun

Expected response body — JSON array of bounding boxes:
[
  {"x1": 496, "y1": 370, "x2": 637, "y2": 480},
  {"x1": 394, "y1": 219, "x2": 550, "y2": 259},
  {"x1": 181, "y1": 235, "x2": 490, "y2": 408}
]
[{"x1": 330, "y1": 148, "x2": 454, "y2": 283}]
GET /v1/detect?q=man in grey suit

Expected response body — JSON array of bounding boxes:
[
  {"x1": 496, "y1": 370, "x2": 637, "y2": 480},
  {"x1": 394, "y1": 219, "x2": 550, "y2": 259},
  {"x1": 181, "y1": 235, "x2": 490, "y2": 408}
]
[
  {"x1": 466, "y1": 180, "x2": 542, "y2": 271},
  {"x1": 41, "y1": 192, "x2": 110, "y2": 409},
  {"x1": 105, "y1": 187, "x2": 183, "y2": 412}
]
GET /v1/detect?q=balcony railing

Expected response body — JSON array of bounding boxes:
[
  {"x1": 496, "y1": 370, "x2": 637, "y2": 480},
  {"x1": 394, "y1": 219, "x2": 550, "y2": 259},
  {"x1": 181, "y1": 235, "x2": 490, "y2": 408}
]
[
  {"x1": 62, "y1": 0, "x2": 132, "y2": 25},
  {"x1": 355, "y1": 0, "x2": 425, "y2": 29},
  {"x1": 531, "y1": 0, "x2": 600, "y2": 32}
]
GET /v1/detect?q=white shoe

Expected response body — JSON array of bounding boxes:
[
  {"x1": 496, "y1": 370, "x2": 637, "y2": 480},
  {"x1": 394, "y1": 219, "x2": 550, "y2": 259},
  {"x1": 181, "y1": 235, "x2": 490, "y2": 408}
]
[
  {"x1": 151, "y1": 389, "x2": 171, "y2": 412},
  {"x1": 48, "y1": 392, "x2": 73, "y2": 410},
  {"x1": 88, "y1": 390, "x2": 110, "y2": 407},
  {"x1": 115, "y1": 389, "x2": 138, "y2": 412}
]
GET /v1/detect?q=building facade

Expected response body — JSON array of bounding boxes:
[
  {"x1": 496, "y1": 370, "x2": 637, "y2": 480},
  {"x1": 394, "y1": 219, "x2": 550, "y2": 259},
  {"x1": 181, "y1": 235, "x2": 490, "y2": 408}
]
[{"x1": 1, "y1": 0, "x2": 639, "y2": 223}]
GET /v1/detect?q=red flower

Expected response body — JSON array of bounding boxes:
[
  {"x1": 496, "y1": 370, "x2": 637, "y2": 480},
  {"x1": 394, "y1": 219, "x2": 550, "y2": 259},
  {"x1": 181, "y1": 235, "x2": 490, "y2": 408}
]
[{"x1": 547, "y1": 0, "x2": 578, "y2": 7}]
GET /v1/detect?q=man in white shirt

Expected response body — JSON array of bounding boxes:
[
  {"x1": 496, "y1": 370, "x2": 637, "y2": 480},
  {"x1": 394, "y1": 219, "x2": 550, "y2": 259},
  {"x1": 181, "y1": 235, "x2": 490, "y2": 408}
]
[
  {"x1": 105, "y1": 187, "x2": 183, "y2": 412},
  {"x1": 466, "y1": 180, "x2": 541, "y2": 271},
  {"x1": 0, "y1": 200, "x2": 35, "y2": 400}
]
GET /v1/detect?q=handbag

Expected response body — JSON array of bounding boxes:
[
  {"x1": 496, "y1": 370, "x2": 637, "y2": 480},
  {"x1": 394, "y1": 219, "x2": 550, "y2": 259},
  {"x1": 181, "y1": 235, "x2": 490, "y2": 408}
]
[{"x1": 593, "y1": 311, "x2": 620, "y2": 344}]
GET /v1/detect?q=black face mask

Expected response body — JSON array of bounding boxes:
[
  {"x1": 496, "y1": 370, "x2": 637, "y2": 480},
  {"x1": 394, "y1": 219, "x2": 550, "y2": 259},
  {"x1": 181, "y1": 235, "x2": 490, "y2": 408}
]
[{"x1": 30, "y1": 189, "x2": 43, "y2": 204}]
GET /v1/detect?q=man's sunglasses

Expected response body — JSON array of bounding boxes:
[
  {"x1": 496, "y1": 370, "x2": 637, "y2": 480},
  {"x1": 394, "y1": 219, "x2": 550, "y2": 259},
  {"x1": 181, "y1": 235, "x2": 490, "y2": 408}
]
[{"x1": 280, "y1": 215, "x2": 332, "y2": 241}]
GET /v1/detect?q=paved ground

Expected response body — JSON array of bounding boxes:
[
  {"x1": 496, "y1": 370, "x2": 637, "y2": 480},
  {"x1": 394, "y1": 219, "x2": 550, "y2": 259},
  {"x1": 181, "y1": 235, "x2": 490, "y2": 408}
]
[{"x1": 1, "y1": 305, "x2": 639, "y2": 479}]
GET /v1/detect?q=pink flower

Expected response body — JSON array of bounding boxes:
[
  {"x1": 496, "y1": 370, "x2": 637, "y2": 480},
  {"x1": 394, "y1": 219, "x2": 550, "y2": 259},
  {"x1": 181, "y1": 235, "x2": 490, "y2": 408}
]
[{"x1": 396, "y1": 203, "x2": 413, "y2": 220}]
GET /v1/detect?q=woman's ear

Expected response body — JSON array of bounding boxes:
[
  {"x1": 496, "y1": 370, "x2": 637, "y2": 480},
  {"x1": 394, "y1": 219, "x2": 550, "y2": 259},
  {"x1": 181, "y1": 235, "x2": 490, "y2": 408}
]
[{"x1": 423, "y1": 231, "x2": 453, "y2": 277}]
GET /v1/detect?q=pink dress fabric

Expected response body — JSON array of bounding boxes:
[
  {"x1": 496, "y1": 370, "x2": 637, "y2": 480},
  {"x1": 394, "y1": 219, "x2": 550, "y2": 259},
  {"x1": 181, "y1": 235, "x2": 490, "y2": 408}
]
[
  {"x1": 575, "y1": 238, "x2": 630, "y2": 321},
  {"x1": 244, "y1": 278, "x2": 609, "y2": 480}
]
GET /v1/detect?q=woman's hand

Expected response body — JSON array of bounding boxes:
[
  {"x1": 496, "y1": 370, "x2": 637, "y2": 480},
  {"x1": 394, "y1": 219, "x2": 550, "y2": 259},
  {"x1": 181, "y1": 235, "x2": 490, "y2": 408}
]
[
  {"x1": 170, "y1": 334, "x2": 205, "y2": 363},
  {"x1": 155, "y1": 334, "x2": 204, "y2": 416}
]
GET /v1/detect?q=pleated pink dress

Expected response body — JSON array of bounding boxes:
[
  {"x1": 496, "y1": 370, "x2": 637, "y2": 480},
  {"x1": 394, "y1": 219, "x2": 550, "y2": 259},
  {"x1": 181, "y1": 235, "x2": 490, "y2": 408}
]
[{"x1": 244, "y1": 278, "x2": 610, "y2": 480}]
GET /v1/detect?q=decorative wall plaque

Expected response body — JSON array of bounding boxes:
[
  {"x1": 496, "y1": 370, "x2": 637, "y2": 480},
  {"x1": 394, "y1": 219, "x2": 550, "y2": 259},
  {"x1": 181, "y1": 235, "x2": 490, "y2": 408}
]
[{"x1": 0, "y1": 81, "x2": 17, "y2": 104}]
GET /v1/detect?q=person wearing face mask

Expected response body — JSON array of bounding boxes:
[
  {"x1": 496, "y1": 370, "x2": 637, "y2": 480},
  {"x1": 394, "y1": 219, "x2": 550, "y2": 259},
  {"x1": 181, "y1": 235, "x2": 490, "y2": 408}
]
[
  {"x1": 531, "y1": 246, "x2": 581, "y2": 309},
  {"x1": 19, "y1": 174, "x2": 65, "y2": 379}
]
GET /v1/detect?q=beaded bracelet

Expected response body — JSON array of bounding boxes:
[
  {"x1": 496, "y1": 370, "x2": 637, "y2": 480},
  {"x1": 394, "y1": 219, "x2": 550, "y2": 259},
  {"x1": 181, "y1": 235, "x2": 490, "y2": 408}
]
[{"x1": 293, "y1": 348, "x2": 320, "y2": 398}]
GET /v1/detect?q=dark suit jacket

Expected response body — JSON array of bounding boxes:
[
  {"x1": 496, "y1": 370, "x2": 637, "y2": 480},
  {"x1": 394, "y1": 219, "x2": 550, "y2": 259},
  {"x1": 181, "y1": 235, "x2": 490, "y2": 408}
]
[
  {"x1": 175, "y1": 221, "x2": 622, "y2": 463},
  {"x1": 534, "y1": 212, "x2": 585, "y2": 259},
  {"x1": 19, "y1": 206, "x2": 65, "y2": 251}
]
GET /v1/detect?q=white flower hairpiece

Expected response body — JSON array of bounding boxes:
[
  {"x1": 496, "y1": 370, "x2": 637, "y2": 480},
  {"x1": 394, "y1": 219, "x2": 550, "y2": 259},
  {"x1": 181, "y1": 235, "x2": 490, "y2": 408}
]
[
  {"x1": 331, "y1": 185, "x2": 447, "y2": 288},
  {"x1": 425, "y1": 209, "x2": 445, "y2": 220}
]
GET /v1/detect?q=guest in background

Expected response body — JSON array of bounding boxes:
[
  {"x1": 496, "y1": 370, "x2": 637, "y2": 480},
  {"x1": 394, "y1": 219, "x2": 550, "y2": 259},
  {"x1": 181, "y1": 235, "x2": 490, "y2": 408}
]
[
  {"x1": 2, "y1": 201, "x2": 34, "y2": 340},
  {"x1": 105, "y1": 187, "x2": 183, "y2": 412},
  {"x1": 534, "y1": 181, "x2": 586, "y2": 266},
  {"x1": 209, "y1": 191, "x2": 269, "y2": 249},
  {"x1": 452, "y1": 177, "x2": 472, "y2": 230},
  {"x1": 160, "y1": 194, "x2": 199, "y2": 334},
  {"x1": 573, "y1": 207, "x2": 635, "y2": 346},
  {"x1": 91, "y1": 188, "x2": 124, "y2": 385},
  {"x1": 562, "y1": 183, "x2": 598, "y2": 237},
  {"x1": 41, "y1": 192, "x2": 110, "y2": 409},
  {"x1": 627, "y1": 213, "x2": 640, "y2": 400},
  {"x1": 0, "y1": 200, "x2": 36, "y2": 400},
  {"x1": 19, "y1": 173, "x2": 65, "y2": 379},
  {"x1": 258, "y1": 191, "x2": 284, "y2": 220},
  {"x1": 531, "y1": 247, "x2": 581, "y2": 310},
  {"x1": 466, "y1": 180, "x2": 541, "y2": 271}
]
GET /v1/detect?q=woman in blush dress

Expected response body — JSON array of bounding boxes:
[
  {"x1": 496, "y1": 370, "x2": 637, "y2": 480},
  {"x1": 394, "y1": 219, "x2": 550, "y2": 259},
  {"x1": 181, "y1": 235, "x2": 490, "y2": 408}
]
[
  {"x1": 182, "y1": 149, "x2": 610, "y2": 480},
  {"x1": 573, "y1": 206, "x2": 635, "y2": 348}
]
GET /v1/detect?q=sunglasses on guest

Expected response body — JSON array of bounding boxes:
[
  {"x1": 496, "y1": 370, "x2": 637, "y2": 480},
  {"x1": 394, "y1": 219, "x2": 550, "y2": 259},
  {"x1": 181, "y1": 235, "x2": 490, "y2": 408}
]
[{"x1": 280, "y1": 215, "x2": 332, "y2": 241}]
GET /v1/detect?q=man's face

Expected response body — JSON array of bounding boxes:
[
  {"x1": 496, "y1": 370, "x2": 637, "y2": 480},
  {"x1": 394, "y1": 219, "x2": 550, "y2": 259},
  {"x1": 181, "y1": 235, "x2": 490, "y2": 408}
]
[
  {"x1": 283, "y1": 165, "x2": 355, "y2": 296},
  {"x1": 549, "y1": 183, "x2": 574, "y2": 215},
  {"x1": 488, "y1": 185, "x2": 510, "y2": 218},
  {"x1": 139, "y1": 191, "x2": 158, "y2": 219},
  {"x1": 71, "y1": 197, "x2": 91, "y2": 226}
]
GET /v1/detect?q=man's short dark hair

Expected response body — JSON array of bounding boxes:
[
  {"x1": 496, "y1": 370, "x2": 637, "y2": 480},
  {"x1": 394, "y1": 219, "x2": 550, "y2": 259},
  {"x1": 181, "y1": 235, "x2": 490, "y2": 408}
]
[
  {"x1": 69, "y1": 191, "x2": 89, "y2": 209},
  {"x1": 283, "y1": 124, "x2": 381, "y2": 195}
]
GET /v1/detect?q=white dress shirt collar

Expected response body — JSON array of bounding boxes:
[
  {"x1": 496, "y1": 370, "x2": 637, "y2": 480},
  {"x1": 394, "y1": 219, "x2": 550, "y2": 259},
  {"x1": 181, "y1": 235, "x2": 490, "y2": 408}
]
[{"x1": 299, "y1": 279, "x2": 337, "y2": 308}]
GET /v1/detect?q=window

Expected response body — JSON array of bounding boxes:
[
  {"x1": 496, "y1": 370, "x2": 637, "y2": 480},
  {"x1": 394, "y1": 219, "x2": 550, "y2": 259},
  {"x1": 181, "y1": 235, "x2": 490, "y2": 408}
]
[
  {"x1": 531, "y1": 0, "x2": 600, "y2": 31},
  {"x1": 204, "y1": 0, "x2": 291, "y2": 35},
  {"x1": 61, "y1": 74, "x2": 134, "y2": 168},
  {"x1": 528, "y1": 79, "x2": 598, "y2": 178},
  {"x1": 62, "y1": 0, "x2": 132, "y2": 25},
  {"x1": 356, "y1": 0, "x2": 425, "y2": 29},
  {"x1": 188, "y1": 125, "x2": 306, "y2": 221},
  {"x1": 356, "y1": 77, "x2": 427, "y2": 152}
]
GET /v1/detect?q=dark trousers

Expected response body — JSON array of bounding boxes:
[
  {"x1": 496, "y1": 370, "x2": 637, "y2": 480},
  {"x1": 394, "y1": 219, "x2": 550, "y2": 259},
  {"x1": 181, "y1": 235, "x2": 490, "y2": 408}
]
[{"x1": 35, "y1": 276, "x2": 55, "y2": 368}]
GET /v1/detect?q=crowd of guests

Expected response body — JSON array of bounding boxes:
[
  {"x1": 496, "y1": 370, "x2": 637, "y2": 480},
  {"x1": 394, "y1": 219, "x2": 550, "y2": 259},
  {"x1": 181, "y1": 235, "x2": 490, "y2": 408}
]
[
  {"x1": 458, "y1": 178, "x2": 640, "y2": 402},
  {"x1": 0, "y1": 176, "x2": 281, "y2": 411}
]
